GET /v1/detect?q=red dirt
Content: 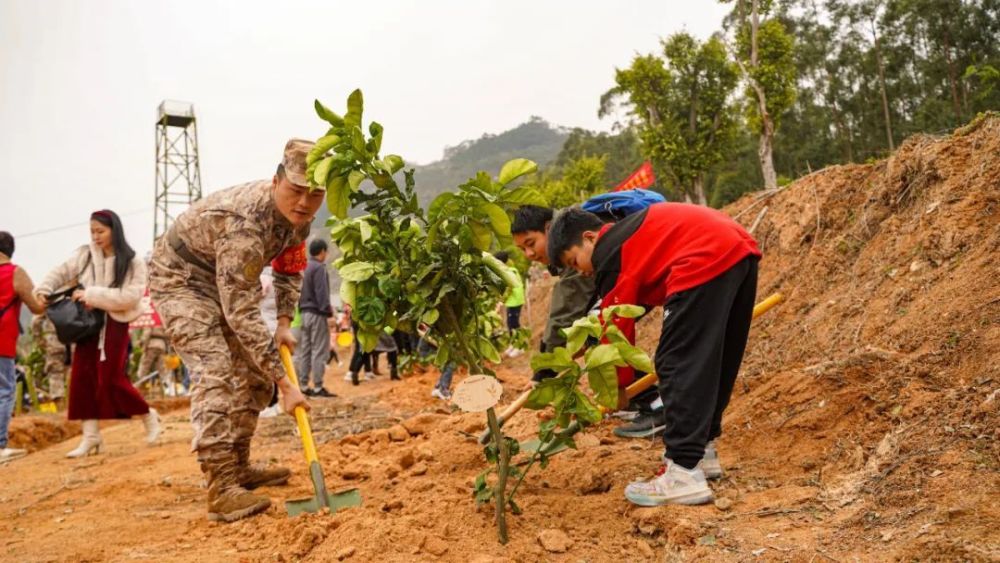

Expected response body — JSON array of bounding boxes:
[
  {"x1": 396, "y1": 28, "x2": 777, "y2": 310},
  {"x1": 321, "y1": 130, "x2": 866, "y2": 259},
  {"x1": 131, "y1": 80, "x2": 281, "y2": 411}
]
[{"x1": 1, "y1": 115, "x2": 997, "y2": 562}]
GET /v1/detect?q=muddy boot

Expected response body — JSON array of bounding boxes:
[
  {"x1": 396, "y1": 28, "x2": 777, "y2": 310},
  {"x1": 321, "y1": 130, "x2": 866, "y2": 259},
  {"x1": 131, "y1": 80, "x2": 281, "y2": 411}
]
[
  {"x1": 235, "y1": 445, "x2": 290, "y2": 490},
  {"x1": 205, "y1": 462, "x2": 271, "y2": 522}
]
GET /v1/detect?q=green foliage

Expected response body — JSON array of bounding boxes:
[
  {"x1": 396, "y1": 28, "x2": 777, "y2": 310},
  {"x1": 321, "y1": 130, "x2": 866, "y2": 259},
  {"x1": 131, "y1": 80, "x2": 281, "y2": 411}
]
[
  {"x1": 312, "y1": 90, "x2": 544, "y2": 374},
  {"x1": 526, "y1": 305, "x2": 651, "y2": 424},
  {"x1": 602, "y1": 32, "x2": 741, "y2": 204},
  {"x1": 527, "y1": 154, "x2": 609, "y2": 208},
  {"x1": 737, "y1": 17, "x2": 798, "y2": 134}
]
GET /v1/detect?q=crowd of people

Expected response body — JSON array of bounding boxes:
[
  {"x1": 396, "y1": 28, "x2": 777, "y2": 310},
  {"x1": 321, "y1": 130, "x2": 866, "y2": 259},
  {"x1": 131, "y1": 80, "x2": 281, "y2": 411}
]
[{"x1": 0, "y1": 134, "x2": 762, "y2": 518}]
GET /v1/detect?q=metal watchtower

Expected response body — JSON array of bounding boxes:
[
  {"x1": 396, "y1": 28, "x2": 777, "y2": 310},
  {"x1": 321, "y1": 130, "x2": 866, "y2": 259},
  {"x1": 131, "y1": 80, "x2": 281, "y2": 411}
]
[{"x1": 154, "y1": 100, "x2": 202, "y2": 240}]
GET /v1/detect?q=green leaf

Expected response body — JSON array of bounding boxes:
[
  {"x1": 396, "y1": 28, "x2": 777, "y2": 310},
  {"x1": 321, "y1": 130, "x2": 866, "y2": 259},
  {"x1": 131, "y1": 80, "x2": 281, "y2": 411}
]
[
  {"x1": 338, "y1": 261, "x2": 376, "y2": 282},
  {"x1": 356, "y1": 325, "x2": 380, "y2": 352},
  {"x1": 355, "y1": 296, "x2": 387, "y2": 326},
  {"x1": 572, "y1": 390, "x2": 603, "y2": 424},
  {"x1": 468, "y1": 220, "x2": 493, "y2": 251},
  {"x1": 314, "y1": 99, "x2": 344, "y2": 126},
  {"x1": 421, "y1": 308, "x2": 440, "y2": 325},
  {"x1": 525, "y1": 377, "x2": 569, "y2": 409},
  {"x1": 586, "y1": 362, "x2": 619, "y2": 409},
  {"x1": 584, "y1": 344, "x2": 624, "y2": 369},
  {"x1": 500, "y1": 186, "x2": 548, "y2": 207},
  {"x1": 377, "y1": 277, "x2": 402, "y2": 300},
  {"x1": 605, "y1": 304, "x2": 645, "y2": 320},
  {"x1": 326, "y1": 175, "x2": 350, "y2": 219},
  {"x1": 368, "y1": 122, "x2": 383, "y2": 154},
  {"x1": 350, "y1": 126, "x2": 366, "y2": 157},
  {"x1": 478, "y1": 202, "x2": 511, "y2": 237},
  {"x1": 497, "y1": 158, "x2": 538, "y2": 186},
  {"x1": 347, "y1": 170, "x2": 366, "y2": 192},
  {"x1": 358, "y1": 220, "x2": 373, "y2": 244},
  {"x1": 339, "y1": 281, "x2": 356, "y2": 307},
  {"x1": 428, "y1": 192, "x2": 455, "y2": 220},
  {"x1": 529, "y1": 348, "x2": 575, "y2": 373},
  {"x1": 385, "y1": 154, "x2": 404, "y2": 174},
  {"x1": 344, "y1": 89, "x2": 363, "y2": 129},
  {"x1": 617, "y1": 343, "x2": 654, "y2": 374},
  {"x1": 477, "y1": 336, "x2": 502, "y2": 363},
  {"x1": 306, "y1": 135, "x2": 340, "y2": 166},
  {"x1": 313, "y1": 156, "x2": 335, "y2": 186}
]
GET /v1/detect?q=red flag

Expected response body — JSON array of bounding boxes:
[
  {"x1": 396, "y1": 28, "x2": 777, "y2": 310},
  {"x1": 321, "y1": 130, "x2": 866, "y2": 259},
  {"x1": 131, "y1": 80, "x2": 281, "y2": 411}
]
[
  {"x1": 612, "y1": 161, "x2": 656, "y2": 192},
  {"x1": 130, "y1": 288, "x2": 163, "y2": 330}
]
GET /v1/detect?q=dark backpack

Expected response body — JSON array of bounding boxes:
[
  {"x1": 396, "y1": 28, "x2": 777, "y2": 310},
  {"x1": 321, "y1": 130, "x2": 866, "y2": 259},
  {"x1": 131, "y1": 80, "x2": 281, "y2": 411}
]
[{"x1": 581, "y1": 189, "x2": 665, "y2": 221}]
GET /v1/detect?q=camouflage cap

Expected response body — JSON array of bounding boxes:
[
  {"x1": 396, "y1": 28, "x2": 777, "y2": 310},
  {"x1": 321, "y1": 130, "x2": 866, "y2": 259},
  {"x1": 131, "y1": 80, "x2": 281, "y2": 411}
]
[{"x1": 281, "y1": 138, "x2": 317, "y2": 188}]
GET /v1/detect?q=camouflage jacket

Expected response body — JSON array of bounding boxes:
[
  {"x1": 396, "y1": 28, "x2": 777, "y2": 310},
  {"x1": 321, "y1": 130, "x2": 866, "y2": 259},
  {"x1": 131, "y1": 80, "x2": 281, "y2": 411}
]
[{"x1": 170, "y1": 180, "x2": 310, "y2": 379}]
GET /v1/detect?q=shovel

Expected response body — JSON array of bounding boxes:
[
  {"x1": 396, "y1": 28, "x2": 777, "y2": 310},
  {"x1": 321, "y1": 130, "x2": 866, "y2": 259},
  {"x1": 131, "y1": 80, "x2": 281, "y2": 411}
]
[{"x1": 279, "y1": 346, "x2": 362, "y2": 516}]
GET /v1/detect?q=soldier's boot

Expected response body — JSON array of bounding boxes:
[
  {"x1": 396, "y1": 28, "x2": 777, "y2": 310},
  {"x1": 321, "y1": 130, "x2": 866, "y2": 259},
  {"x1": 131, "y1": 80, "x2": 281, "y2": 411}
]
[
  {"x1": 204, "y1": 461, "x2": 271, "y2": 522},
  {"x1": 236, "y1": 444, "x2": 291, "y2": 490}
]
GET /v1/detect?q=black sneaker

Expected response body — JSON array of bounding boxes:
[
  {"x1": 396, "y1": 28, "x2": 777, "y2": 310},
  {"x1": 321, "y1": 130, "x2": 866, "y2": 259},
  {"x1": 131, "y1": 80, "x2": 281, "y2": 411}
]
[
  {"x1": 613, "y1": 411, "x2": 666, "y2": 438},
  {"x1": 313, "y1": 388, "x2": 336, "y2": 398},
  {"x1": 303, "y1": 388, "x2": 317, "y2": 397}
]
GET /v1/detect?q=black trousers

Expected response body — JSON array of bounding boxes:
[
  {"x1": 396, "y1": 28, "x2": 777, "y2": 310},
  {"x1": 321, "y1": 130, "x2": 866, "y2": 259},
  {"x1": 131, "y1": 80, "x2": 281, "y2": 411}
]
[{"x1": 655, "y1": 255, "x2": 758, "y2": 469}]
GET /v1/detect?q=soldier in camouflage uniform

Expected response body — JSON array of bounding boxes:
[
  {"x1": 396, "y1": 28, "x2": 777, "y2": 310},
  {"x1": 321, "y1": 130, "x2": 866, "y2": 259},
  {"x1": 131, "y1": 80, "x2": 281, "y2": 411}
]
[
  {"x1": 30, "y1": 314, "x2": 68, "y2": 400},
  {"x1": 137, "y1": 326, "x2": 169, "y2": 385},
  {"x1": 148, "y1": 139, "x2": 324, "y2": 523}
]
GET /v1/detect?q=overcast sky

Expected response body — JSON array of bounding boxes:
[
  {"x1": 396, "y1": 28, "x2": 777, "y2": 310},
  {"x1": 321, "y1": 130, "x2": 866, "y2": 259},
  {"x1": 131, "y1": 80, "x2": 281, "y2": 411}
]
[{"x1": 1, "y1": 0, "x2": 729, "y2": 281}]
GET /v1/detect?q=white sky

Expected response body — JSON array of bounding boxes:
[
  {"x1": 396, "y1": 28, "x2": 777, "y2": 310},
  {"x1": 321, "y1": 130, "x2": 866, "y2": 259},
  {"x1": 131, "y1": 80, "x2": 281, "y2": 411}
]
[{"x1": 1, "y1": 0, "x2": 729, "y2": 281}]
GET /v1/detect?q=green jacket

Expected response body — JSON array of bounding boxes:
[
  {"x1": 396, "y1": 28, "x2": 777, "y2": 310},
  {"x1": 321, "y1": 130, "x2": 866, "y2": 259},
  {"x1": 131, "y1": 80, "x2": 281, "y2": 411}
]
[{"x1": 504, "y1": 265, "x2": 525, "y2": 308}]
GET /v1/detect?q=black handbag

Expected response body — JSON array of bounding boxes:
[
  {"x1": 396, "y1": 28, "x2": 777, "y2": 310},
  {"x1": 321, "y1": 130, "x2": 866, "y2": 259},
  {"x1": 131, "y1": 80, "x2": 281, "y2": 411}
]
[{"x1": 45, "y1": 253, "x2": 105, "y2": 345}]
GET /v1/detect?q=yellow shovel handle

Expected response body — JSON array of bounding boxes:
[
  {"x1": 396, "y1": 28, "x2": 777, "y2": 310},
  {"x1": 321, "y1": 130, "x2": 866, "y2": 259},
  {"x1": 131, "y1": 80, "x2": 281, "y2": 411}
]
[{"x1": 279, "y1": 346, "x2": 319, "y2": 465}]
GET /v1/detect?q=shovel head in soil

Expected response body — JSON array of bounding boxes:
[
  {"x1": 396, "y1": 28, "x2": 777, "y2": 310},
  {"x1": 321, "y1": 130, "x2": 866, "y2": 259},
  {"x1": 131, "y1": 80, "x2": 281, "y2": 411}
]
[
  {"x1": 285, "y1": 461, "x2": 362, "y2": 516},
  {"x1": 279, "y1": 346, "x2": 363, "y2": 517}
]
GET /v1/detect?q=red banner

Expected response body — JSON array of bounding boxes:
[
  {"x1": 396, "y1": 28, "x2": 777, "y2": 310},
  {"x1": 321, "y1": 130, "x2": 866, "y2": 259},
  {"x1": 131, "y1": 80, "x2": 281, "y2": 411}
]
[
  {"x1": 129, "y1": 288, "x2": 163, "y2": 330},
  {"x1": 613, "y1": 161, "x2": 656, "y2": 192}
]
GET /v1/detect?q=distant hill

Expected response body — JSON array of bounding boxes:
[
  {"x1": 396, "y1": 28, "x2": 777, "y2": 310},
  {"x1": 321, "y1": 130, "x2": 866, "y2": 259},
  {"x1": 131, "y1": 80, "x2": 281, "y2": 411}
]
[{"x1": 316, "y1": 117, "x2": 569, "y2": 224}]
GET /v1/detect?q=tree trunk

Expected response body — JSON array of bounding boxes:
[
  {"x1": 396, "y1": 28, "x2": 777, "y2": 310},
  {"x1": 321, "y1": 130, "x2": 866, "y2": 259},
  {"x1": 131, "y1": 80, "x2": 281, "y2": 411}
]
[
  {"x1": 758, "y1": 129, "x2": 778, "y2": 190},
  {"x1": 941, "y1": 29, "x2": 963, "y2": 121},
  {"x1": 692, "y1": 176, "x2": 707, "y2": 206},
  {"x1": 870, "y1": 16, "x2": 895, "y2": 151},
  {"x1": 748, "y1": 0, "x2": 777, "y2": 189}
]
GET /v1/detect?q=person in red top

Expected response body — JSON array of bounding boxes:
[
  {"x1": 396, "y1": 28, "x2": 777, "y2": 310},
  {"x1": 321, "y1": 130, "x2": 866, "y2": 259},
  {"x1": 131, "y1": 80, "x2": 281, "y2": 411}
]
[
  {"x1": 0, "y1": 231, "x2": 47, "y2": 462},
  {"x1": 547, "y1": 203, "x2": 761, "y2": 506}
]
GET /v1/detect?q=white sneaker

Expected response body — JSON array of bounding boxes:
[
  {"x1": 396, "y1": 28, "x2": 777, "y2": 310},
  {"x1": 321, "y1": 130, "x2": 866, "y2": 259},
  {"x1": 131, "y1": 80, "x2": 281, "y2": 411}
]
[
  {"x1": 624, "y1": 460, "x2": 713, "y2": 506},
  {"x1": 430, "y1": 388, "x2": 450, "y2": 401},
  {"x1": 343, "y1": 371, "x2": 353, "y2": 382},
  {"x1": 699, "y1": 440, "x2": 723, "y2": 480},
  {"x1": 0, "y1": 447, "x2": 27, "y2": 463},
  {"x1": 363, "y1": 371, "x2": 376, "y2": 381},
  {"x1": 143, "y1": 408, "x2": 162, "y2": 444}
]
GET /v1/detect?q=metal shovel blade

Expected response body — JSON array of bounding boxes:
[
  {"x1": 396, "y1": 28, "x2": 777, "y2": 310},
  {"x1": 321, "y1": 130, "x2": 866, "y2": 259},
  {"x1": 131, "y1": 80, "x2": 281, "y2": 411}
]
[
  {"x1": 284, "y1": 461, "x2": 362, "y2": 516},
  {"x1": 285, "y1": 488, "x2": 362, "y2": 517}
]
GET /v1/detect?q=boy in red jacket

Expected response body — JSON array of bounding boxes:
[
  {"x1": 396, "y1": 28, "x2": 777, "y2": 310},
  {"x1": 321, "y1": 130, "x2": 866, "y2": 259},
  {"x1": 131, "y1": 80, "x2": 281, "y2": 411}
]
[{"x1": 547, "y1": 203, "x2": 761, "y2": 506}]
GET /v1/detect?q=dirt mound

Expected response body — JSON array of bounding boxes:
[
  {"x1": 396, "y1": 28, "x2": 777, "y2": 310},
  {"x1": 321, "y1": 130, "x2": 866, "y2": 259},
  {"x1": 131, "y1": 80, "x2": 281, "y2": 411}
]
[
  {"x1": 2, "y1": 117, "x2": 997, "y2": 562},
  {"x1": 6, "y1": 398, "x2": 189, "y2": 453},
  {"x1": 6, "y1": 416, "x2": 81, "y2": 452}
]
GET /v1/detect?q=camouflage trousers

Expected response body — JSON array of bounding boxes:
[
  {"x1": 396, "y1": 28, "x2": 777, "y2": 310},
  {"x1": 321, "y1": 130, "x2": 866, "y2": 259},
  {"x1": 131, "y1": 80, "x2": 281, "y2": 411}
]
[
  {"x1": 137, "y1": 344, "x2": 166, "y2": 380},
  {"x1": 43, "y1": 344, "x2": 67, "y2": 399},
  {"x1": 148, "y1": 240, "x2": 274, "y2": 472}
]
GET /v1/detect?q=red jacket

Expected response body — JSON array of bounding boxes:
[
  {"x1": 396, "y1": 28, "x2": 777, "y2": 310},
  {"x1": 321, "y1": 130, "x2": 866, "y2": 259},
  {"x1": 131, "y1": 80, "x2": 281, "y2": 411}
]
[
  {"x1": 0, "y1": 263, "x2": 21, "y2": 358},
  {"x1": 592, "y1": 203, "x2": 761, "y2": 385}
]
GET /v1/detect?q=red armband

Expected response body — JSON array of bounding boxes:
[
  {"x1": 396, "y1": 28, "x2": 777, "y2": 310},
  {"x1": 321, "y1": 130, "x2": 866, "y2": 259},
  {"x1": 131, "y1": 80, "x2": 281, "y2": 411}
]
[{"x1": 271, "y1": 242, "x2": 307, "y2": 274}]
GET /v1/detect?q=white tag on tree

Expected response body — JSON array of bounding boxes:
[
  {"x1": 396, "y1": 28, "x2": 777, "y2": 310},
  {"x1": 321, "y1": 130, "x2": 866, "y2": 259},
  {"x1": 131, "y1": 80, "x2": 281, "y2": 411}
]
[{"x1": 452, "y1": 374, "x2": 503, "y2": 413}]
